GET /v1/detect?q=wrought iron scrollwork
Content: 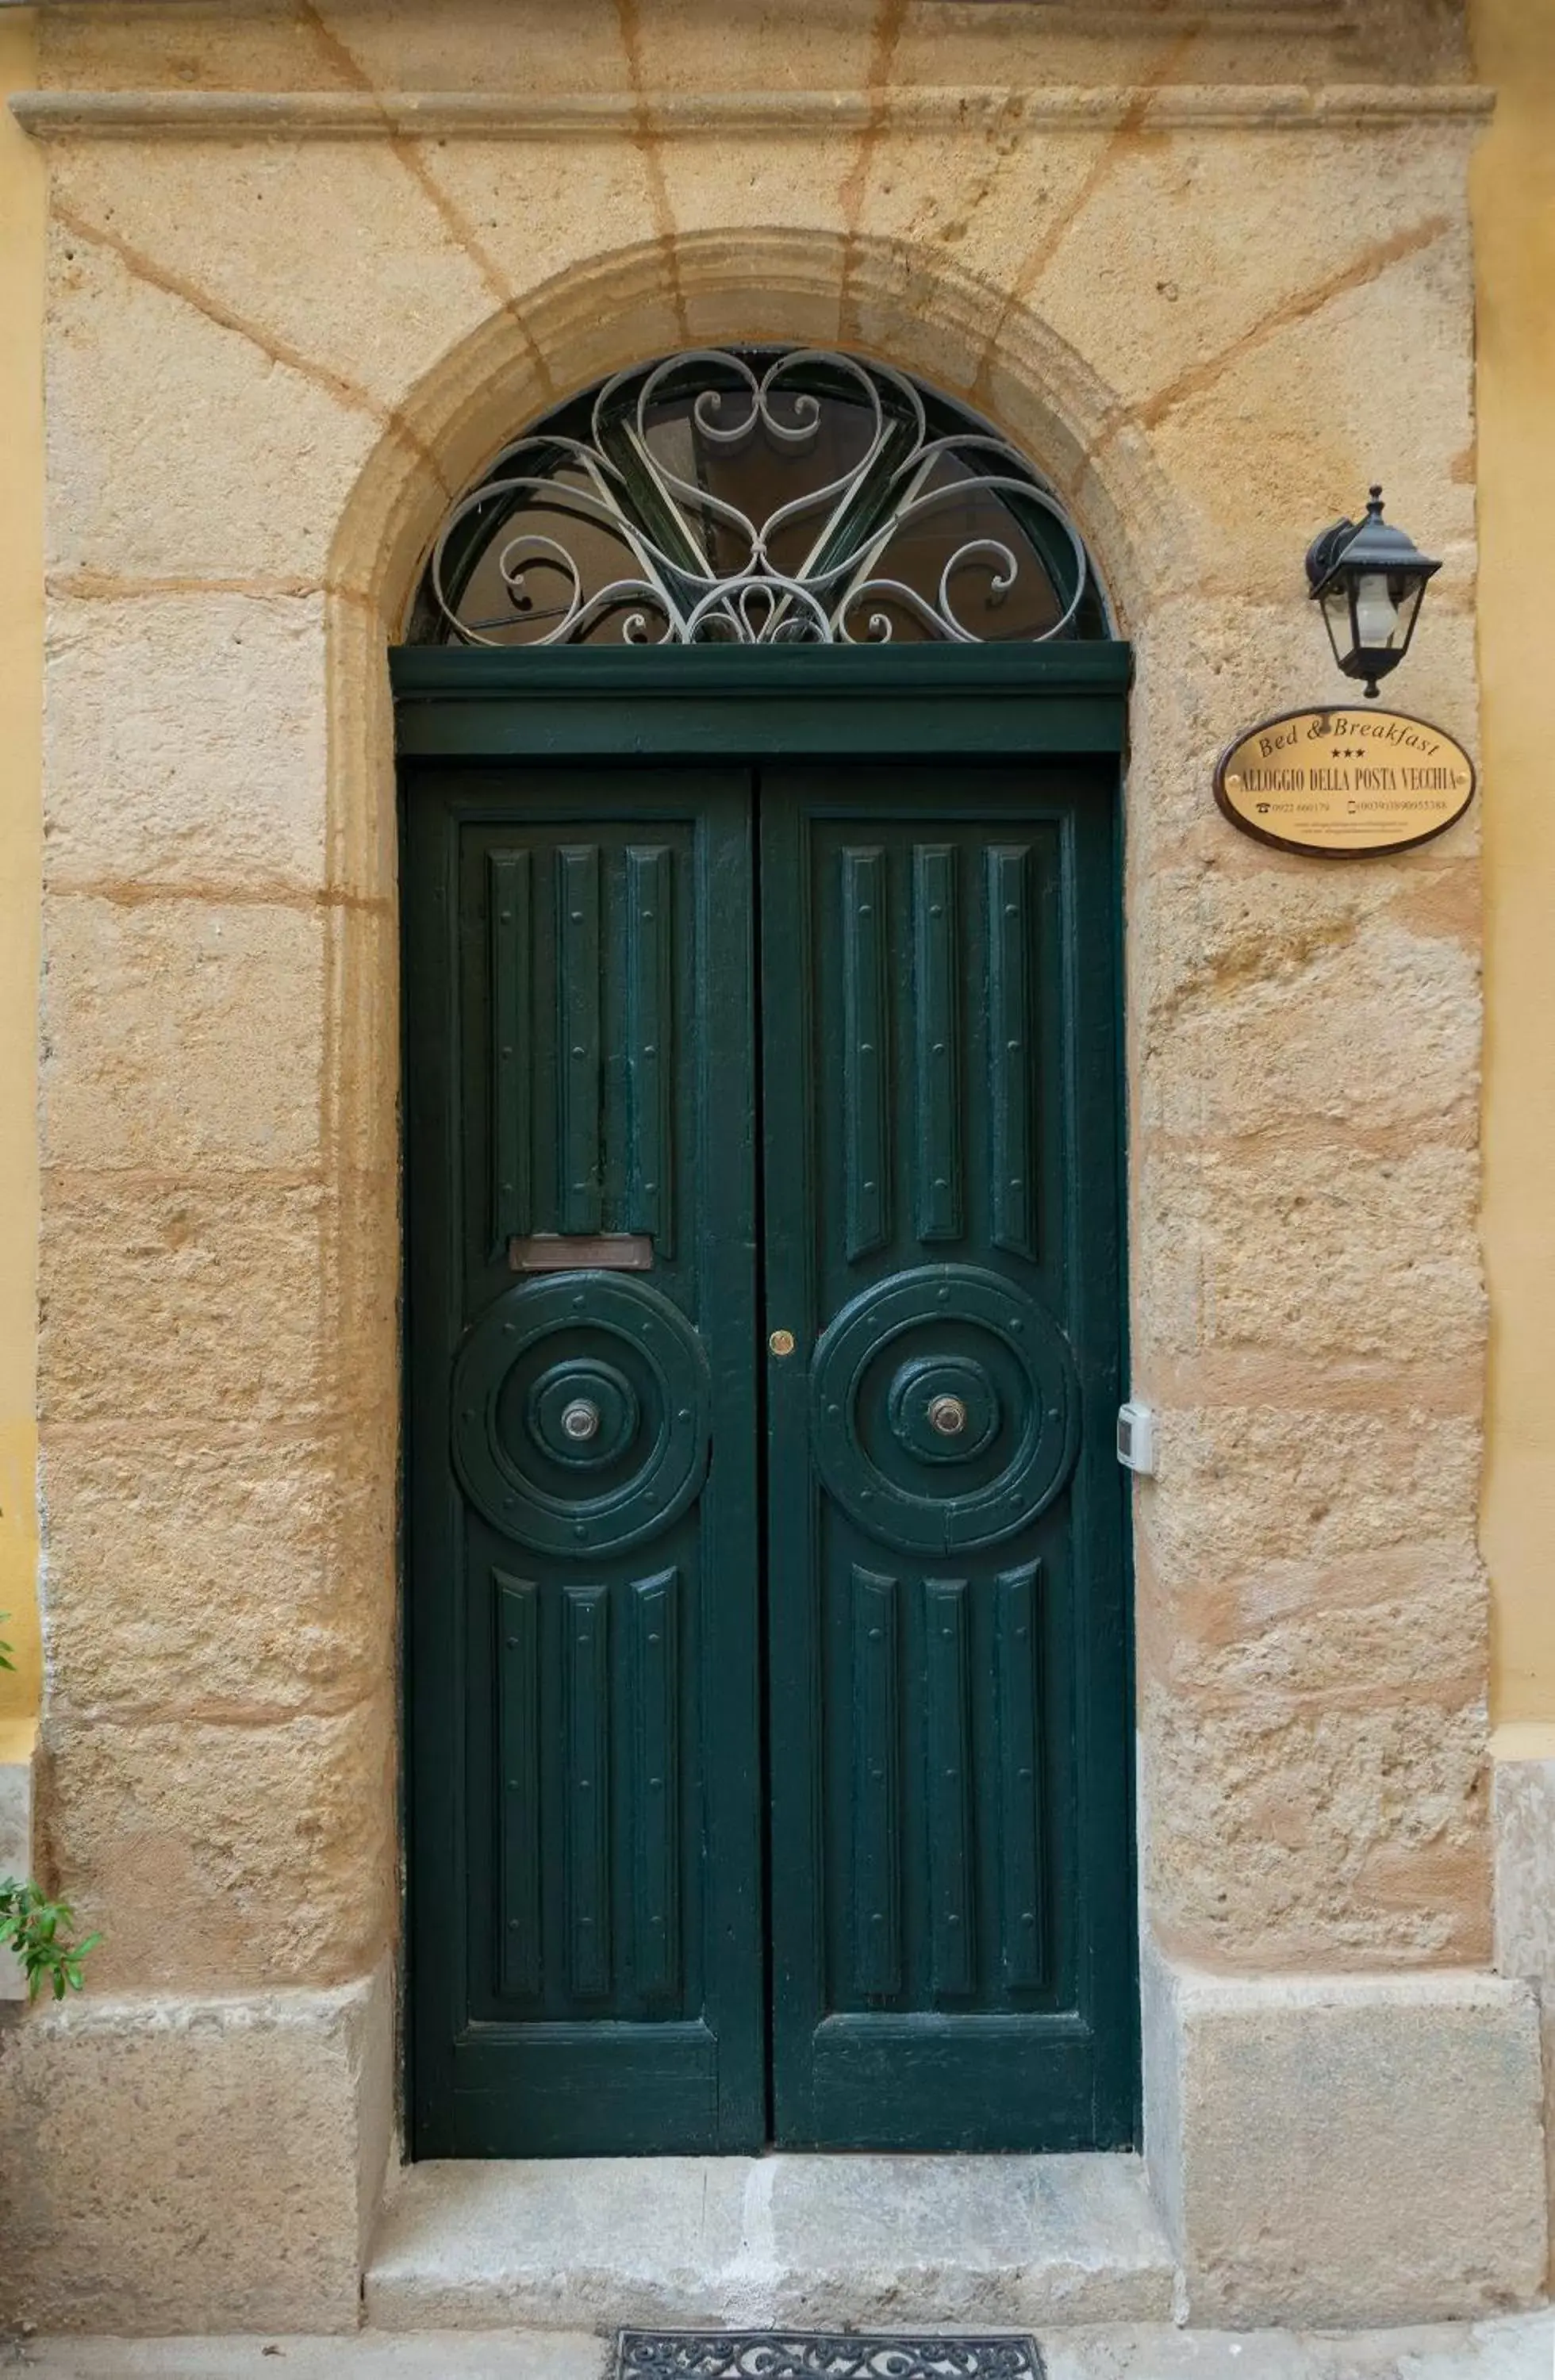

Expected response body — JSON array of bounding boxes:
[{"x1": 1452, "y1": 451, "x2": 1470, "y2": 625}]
[
  {"x1": 416, "y1": 347, "x2": 1104, "y2": 649},
  {"x1": 615, "y1": 2336, "x2": 1044, "y2": 2380}
]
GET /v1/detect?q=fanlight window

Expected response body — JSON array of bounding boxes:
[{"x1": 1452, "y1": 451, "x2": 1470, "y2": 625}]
[{"x1": 410, "y1": 347, "x2": 1109, "y2": 649}]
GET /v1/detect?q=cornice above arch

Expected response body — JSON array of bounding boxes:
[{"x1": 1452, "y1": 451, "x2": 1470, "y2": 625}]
[{"x1": 10, "y1": 83, "x2": 1495, "y2": 142}]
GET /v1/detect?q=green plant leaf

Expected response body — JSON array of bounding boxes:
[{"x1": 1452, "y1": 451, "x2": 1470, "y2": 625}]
[{"x1": 0, "y1": 1879, "x2": 102, "y2": 2001}]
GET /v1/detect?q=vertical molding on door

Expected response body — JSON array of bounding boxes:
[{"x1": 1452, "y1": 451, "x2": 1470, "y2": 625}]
[
  {"x1": 995, "y1": 1560, "x2": 1046, "y2": 1990},
  {"x1": 625, "y1": 845, "x2": 674, "y2": 1256},
  {"x1": 557, "y1": 845, "x2": 602, "y2": 1231},
  {"x1": 923, "y1": 1576, "x2": 975, "y2": 1998},
  {"x1": 496, "y1": 1571, "x2": 540, "y2": 2000},
  {"x1": 563, "y1": 1582, "x2": 612, "y2": 1997},
  {"x1": 490, "y1": 850, "x2": 532, "y2": 1250},
  {"x1": 631, "y1": 1565, "x2": 681, "y2": 2001},
  {"x1": 913, "y1": 844, "x2": 962, "y2": 1243},
  {"x1": 987, "y1": 845, "x2": 1035, "y2": 1260},
  {"x1": 850, "y1": 1565, "x2": 901, "y2": 1997},
  {"x1": 841, "y1": 847, "x2": 890, "y2": 1260}
]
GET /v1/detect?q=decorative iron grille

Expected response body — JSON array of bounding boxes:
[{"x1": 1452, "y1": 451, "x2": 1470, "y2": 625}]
[{"x1": 411, "y1": 347, "x2": 1106, "y2": 649}]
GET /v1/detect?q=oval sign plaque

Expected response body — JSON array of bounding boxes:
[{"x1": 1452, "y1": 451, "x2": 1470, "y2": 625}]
[{"x1": 1215, "y1": 707, "x2": 1476, "y2": 857}]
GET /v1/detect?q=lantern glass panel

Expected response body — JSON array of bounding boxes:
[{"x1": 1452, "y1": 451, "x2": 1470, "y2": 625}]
[
  {"x1": 1353, "y1": 571, "x2": 1402, "y2": 652},
  {"x1": 1392, "y1": 574, "x2": 1428, "y2": 651},
  {"x1": 1319, "y1": 582, "x2": 1353, "y2": 668}
]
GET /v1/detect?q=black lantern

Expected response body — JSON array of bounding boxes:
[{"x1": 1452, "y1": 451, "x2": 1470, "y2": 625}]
[{"x1": 1304, "y1": 486, "x2": 1441, "y2": 699}]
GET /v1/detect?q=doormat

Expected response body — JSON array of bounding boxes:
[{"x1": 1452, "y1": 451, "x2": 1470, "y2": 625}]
[{"x1": 616, "y1": 2336, "x2": 1045, "y2": 2378}]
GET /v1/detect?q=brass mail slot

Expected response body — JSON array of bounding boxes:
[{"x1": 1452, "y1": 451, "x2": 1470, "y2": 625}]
[{"x1": 509, "y1": 1233, "x2": 654, "y2": 1273}]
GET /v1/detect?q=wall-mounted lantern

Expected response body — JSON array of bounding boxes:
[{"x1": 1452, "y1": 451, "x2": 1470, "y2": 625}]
[{"x1": 1304, "y1": 486, "x2": 1441, "y2": 699}]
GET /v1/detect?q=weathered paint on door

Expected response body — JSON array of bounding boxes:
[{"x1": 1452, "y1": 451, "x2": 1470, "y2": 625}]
[{"x1": 397, "y1": 651, "x2": 1135, "y2": 2159}]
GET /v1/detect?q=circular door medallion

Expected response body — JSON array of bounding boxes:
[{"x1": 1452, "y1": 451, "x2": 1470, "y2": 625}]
[
  {"x1": 809, "y1": 1265, "x2": 1081, "y2": 1554},
  {"x1": 451, "y1": 1275, "x2": 711, "y2": 1556}
]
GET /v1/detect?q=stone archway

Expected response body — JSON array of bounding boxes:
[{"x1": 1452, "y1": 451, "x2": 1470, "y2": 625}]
[{"x1": 316, "y1": 224, "x2": 1187, "y2": 2050}]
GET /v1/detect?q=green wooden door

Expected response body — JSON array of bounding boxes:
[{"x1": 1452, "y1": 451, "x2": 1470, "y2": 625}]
[
  {"x1": 398, "y1": 650, "x2": 1135, "y2": 2161},
  {"x1": 403, "y1": 765, "x2": 766, "y2": 2155},
  {"x1": 762, "y1": 766, "x2": 1132, "y2": 2151}
]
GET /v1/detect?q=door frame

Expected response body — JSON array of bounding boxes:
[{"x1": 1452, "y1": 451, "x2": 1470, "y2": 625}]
[{"x1": 390, "y1": 639, "x2": 1138, "y2": 2155}]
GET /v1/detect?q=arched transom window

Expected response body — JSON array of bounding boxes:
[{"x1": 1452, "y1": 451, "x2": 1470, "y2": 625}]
[{"x1": 411, "y1": 347, "x2": 1109, "y2": 649}]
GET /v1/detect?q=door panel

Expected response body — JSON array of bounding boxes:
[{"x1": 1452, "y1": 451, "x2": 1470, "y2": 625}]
[
  {"x1": 761, "y1": 764, "x2": 1133, "y2": 2152},
  {"x1": 403, "y1": 766, "x2": 765, "y2": 2156}
]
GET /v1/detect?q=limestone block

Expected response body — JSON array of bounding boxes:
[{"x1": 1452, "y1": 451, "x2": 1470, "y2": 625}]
[
  {"x1": 1494, "y1": 1756, "x2": 1555, "y2": 1984},
  {"x1": 1028, "y1": 127, "x2": 1473, "y2": 426},
  {"x1": 679, "y1": 240, "x2": 853, "y2": 353},
  {"x1": 1143, "y1": 228, "x2": 1475, "y2": 601},
  {"x1": 42, "y1": 1699, "x2": 395, "y2": 1990},
  {"x1": 1142, "y1": 1682, "x2": 1491, "y2": 1967},
  {"x1": 38, "y1": 1173, "x2": 394, "y2": 1427},
  {"x1": 317, "y1": 0, "x2": 632, "y2": 96},
  {"x1": 1135, "y1": 1138, "x2": 1484, "y2": 1368},
  {"x1": 887, "y1": 10, "x2": 1377, "y2": 86},
  {"x1": 321, "y1": 587, "x2": 400, "y2": 898},
  {"x1": 40, "y1": 1419, "x2": 394, "y2": 1719},
  {"x1": 1138, "y1": 869, "x2": 1480, "y2": 1141},
  {"x1": 850, "y1": 125, "x2": 1112, "y2": 306},
  {"x1": 1138, "y1": 1403, "x2": 1481, "y2": 1589},
  {"x1": 657, "y1": 134, "x2": 854, "y2": 254},
  {"x1": 0, "y1": 1960, "x2": 393, "y2": 2334},
  {"x1": 366, "y1": 2149, "x2": 1175, "y2": 2332},
  {"x1": 48, "y1": 138, "x2": 497, "y2": 420},
  {"x1": 39, "y1": 3, "x2": 350, "y2": 94},
  {"x1": 386, "y1": 140, "x2": 660, "y2": 336},
  {"x1": 596, "y1": 0, "x2": 870, "y2": 94},
  {"x1": 44, "y1": 592, "x2": 328, "y2": 894},
  {"x1": 1142, "y1": 1939, "x2": 1548, "y2": 2324},
  {"x1": 39, "y1": 894, "x2": 327, "y2": 1174},
  {"x1": 1140, "y1": 1534, "x2": 1486, "y2": 1709},
  {"x1": 843, "y1": 236, "x2": 1012, "y2": 407},
  {"x1": 46, "y1": 222, "x2": 378, "y2": 585},
  {"x1": 319, "y1": 895, "x2": 404, "y2": 1178}
]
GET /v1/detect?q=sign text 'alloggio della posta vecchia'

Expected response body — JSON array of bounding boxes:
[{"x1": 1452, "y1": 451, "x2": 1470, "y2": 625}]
[{"x1": 1215, "y1": 708, "x2": 1475, "y2": 856}]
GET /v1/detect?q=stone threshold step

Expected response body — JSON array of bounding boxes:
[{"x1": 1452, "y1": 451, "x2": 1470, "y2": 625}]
[{"x1": 365, "y1": 2152, "x2": 1177, "y2": 2334}]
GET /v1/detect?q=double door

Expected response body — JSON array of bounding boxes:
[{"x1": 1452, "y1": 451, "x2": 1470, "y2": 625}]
[{"x1": 403, "y1": 752, "x2": 1133, "y2": 2158}]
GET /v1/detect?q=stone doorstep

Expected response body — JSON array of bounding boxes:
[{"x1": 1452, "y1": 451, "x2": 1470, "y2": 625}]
[{"x1": 363, "y1": 2152, "x2": 1178, "y2": 2336}]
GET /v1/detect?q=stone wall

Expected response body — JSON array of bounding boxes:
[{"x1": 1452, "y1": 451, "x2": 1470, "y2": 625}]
[{"x1": 4, "y1": 0, "x2": 1542, "y2": 2331}]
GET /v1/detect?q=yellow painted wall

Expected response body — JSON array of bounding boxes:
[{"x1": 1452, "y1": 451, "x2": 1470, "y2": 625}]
[
  {"x1": 0, "y1": 7, "x2": 42, "y2": 1743},
  {"x1": 1475, "y1": 0, "x2": 1555, "y2": 1741}
]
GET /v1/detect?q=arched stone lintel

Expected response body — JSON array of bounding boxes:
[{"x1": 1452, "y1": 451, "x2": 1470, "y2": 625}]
[{"x1": 327, "y1": 226, "x2": 1196, "y2": 654}]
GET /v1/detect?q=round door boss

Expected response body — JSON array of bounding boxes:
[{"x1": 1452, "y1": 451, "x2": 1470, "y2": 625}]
[
  {"x1": 808, "y1": 1264, "x2": 1081, "y2": 1555},
  {"x1": 451, "y1": 1274, "x2": 711, "y2": 1557}
]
